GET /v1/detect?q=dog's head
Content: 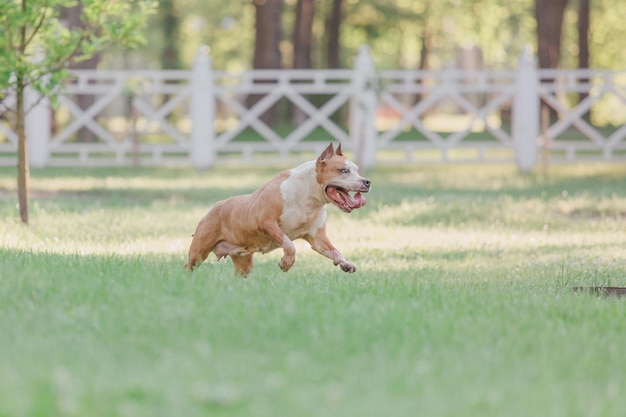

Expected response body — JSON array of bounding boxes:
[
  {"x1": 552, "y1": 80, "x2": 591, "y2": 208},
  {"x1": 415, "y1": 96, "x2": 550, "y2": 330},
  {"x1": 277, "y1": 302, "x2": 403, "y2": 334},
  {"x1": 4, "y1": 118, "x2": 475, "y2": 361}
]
[{"x1": 316, "y1": 143, "x2": 371, "y2": 213}]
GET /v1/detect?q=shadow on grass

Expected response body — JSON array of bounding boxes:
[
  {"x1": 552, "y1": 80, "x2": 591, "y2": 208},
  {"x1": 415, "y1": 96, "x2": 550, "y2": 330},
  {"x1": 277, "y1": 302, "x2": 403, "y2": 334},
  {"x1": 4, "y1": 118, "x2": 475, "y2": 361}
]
[{"x1": 2, "y1": 164, "x2": 625, "y2": 212}]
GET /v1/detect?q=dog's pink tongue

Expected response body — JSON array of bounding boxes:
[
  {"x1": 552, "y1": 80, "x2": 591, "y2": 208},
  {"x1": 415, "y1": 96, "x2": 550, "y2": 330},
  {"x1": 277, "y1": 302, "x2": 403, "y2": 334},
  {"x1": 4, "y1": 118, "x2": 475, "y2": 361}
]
[{"x1": 350, "y1": 192, "x2": 366, "y2": 208}]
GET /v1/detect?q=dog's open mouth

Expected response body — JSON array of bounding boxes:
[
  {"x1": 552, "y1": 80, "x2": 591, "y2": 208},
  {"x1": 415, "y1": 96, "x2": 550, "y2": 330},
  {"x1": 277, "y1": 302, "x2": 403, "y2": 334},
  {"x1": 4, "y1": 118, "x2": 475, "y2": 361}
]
[{"x1": 325, "y1": 185, "x2": 367, "y2": 213}]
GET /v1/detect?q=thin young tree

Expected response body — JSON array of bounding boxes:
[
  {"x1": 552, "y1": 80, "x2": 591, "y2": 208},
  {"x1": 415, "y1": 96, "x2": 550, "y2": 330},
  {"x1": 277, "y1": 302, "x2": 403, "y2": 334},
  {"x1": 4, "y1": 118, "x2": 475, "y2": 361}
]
[{"x1": 0, "y1": 0, "x2": 155, "y2": 224}]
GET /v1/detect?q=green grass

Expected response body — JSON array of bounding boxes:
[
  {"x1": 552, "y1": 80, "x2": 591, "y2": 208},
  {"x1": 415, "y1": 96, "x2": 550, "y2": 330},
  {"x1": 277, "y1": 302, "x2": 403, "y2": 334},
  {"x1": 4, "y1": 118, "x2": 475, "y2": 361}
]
[{"x1": 1, "y1": 163, "x2": 626, "y2": 417}]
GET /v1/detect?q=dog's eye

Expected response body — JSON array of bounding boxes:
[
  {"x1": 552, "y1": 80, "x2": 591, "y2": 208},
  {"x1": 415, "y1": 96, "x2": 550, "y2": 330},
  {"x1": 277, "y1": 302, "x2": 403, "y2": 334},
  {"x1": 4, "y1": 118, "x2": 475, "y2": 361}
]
[{"x1": 340, "y1": 168, "x2": 350, "y2": 174}]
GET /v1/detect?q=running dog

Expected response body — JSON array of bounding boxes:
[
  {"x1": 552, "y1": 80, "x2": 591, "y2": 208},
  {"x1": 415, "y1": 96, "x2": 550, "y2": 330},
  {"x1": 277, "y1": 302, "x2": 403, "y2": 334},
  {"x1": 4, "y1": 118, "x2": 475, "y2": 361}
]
[{"x1": 184, "y1": 143, "x2": 371, "y2": 276}]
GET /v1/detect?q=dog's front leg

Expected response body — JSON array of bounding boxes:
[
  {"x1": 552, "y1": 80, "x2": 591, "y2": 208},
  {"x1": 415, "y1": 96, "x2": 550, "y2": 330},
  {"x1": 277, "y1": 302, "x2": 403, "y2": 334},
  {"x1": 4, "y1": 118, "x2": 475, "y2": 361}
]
[
  {"x1": 259, "y1": 221, "x2": 296, "y2": 272},
  {"x1": 305, "y1": 226, "x2": 356, "y2": 273}
]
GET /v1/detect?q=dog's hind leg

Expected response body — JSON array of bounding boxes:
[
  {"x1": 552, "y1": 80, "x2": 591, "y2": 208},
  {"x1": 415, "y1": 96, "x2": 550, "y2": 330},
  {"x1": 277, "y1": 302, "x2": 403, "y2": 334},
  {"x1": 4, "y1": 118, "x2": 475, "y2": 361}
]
[
  {"x1": 185, "y1": 235, "x2": 214, "y2": 270},
  {"x1": 184, "y1": 214, "x2": 222, "y2": 271}
]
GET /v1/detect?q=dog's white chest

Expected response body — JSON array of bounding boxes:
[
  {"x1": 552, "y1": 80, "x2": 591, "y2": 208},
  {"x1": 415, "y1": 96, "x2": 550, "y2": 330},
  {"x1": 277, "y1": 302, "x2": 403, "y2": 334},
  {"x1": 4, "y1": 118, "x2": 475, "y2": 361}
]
[{"x1": 278, "y1": 162, "x2": 327, "y2": 238}]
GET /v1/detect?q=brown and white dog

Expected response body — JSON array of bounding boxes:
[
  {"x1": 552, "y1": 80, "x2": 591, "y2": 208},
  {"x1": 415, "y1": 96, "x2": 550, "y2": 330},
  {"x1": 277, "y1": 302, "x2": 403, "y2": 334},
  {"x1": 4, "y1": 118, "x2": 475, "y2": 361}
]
[{"x1": 184, "y1": 143, "x2": 371, "y2": 276}]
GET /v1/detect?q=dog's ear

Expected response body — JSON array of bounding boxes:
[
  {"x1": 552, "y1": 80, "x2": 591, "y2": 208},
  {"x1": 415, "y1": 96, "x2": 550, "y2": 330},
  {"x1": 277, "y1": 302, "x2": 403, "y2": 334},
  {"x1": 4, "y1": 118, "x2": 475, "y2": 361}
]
[
  {"x1": 335, "y1": 143, "x2": 343, "y2": 156},
  {"x1": 318, "y1": 143, "x2": 334, "y2": 162}
]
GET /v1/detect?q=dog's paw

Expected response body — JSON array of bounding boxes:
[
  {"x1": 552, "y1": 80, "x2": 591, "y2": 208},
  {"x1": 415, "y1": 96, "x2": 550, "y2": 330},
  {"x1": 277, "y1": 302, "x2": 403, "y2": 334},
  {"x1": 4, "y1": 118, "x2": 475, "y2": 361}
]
[
  {"x1": 339, "y1": 261, "x2": 356, "y2": 273},
  {"x1": 279, "y1": 257, "x2": 294, "y2": 272}
]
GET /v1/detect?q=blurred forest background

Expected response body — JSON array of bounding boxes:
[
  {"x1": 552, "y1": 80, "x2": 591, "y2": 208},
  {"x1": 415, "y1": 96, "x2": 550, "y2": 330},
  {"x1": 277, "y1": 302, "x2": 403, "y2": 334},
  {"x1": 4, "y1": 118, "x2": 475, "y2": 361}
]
[{"x1": 79, "y1": 0, "x2": 626, "y2": 72}]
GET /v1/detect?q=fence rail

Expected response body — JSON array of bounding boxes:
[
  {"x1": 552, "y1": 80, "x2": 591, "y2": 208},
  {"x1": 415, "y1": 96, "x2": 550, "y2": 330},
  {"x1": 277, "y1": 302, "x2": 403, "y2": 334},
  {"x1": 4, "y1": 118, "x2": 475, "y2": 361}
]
[{"x1": 1, "y1": 46, "x2": 625, "y2": 170}]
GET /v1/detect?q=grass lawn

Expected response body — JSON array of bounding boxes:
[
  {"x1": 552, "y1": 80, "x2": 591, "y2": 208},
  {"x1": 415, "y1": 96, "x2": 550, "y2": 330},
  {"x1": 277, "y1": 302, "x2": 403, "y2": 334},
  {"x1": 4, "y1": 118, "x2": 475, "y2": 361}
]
[{"x1": 1, "y1": 162, "x2": 626, "y2": 417}]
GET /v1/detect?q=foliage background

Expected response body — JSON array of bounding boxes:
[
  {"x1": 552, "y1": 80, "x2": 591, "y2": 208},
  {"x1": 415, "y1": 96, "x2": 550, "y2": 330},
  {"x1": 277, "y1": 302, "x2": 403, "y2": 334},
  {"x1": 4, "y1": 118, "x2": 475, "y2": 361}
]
[{"x1": 102, "y1": 0, "x2": 626, "y2": 71}]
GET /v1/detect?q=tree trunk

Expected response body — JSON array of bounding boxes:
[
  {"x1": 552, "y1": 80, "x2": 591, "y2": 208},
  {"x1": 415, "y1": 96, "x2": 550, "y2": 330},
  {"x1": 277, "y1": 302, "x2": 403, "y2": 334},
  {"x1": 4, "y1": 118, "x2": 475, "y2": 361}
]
[
  {"x1": 161, "y1": 0, "x2": 181, "y2": 69},
  {"x1": 63, "y1": 2, "x2": 101, "y2": 142},
  {"x1": 535, "y1": 0, "x2": 569, "y2": 70},
  {"x1": 325, "y1": 0, "x2": 344, "y2": 125},
  {"x1": 326, "y1": 0, "x2": 342, "y2": 68},
  {"x1": 293, "y1": 0, "x2": 314, "y2": 70},
  {"x1": 415, "y1": 24, "x2": 432, "y2": 105},
  {"x1": 251, "y1": 0, "x2": 283, "y2": 126},
  {"x1": 159, "y1": 0, "x2": 181, "y2": 127},
  {"x1": 535, "y1": 0, "x2": 569, "y2": 121},
  {"x1": 577, "y1": 0, "x2": 590, "y2": 120},
  {"x1": 418, "y1": 29, "x2": 430, "y2": 72},
  {"x1": 253, "y1": 0, "x2": 283, "y2": 70},
  {"x1": 291, "y1": 0, "x2": 315, "y2": 125},
  {"x1": 577, "y1": 0, "x2": 590, "y2": 69}
]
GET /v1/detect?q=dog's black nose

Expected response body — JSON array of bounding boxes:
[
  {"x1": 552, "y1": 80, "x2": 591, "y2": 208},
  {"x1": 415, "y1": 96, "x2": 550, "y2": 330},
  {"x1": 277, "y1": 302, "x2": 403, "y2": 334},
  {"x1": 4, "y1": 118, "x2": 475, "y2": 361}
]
[{"x1": 362, "y1": 178, "x2": 371, "y2": 189}]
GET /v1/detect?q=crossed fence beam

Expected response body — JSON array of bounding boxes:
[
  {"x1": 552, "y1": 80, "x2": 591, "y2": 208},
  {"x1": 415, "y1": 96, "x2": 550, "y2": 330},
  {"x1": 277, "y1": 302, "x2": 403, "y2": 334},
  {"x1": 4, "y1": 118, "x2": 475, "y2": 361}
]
[
  {"x1": 212, "y1": 70, "x2": 353, "y2": 151},
  {"x1": 377, "y1": 71, "x2": 516, "y2": 149},
  {"x1": 1, "y1": 49, "x2": 625, "y2": 168},
  {"x1": 538, "y1": 69, "x2": 626, "y2": 160}
]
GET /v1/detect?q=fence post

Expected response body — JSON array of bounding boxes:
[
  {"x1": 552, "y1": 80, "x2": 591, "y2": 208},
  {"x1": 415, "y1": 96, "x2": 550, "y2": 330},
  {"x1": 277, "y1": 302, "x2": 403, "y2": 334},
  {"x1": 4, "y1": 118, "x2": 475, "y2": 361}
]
[
  {"x1": 512, "y1": 46, "x2": 539, "y2": 173},
  {"x1": 25, "y1": 50, "x2": 50, "y2": 168},
  {"x1": 350, "y1": 45, "x2": 377, "y2": 171},
  {"x1": 190, "y1": 46, "x2": 215, "y2": 170}
]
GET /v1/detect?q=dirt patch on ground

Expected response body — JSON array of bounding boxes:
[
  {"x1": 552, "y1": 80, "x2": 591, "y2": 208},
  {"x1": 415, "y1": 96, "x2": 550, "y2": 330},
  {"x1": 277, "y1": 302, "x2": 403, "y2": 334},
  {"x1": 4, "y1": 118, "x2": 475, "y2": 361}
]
[{"x1": 564, "y1": 207, "x2": 626, "y2": 220}]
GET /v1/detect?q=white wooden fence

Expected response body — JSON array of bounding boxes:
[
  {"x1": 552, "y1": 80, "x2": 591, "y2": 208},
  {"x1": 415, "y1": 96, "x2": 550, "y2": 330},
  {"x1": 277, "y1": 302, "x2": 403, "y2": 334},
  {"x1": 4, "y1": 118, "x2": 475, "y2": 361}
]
[{"x1": 1, "y1": 46, "x2": 625, "y2": 171}]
